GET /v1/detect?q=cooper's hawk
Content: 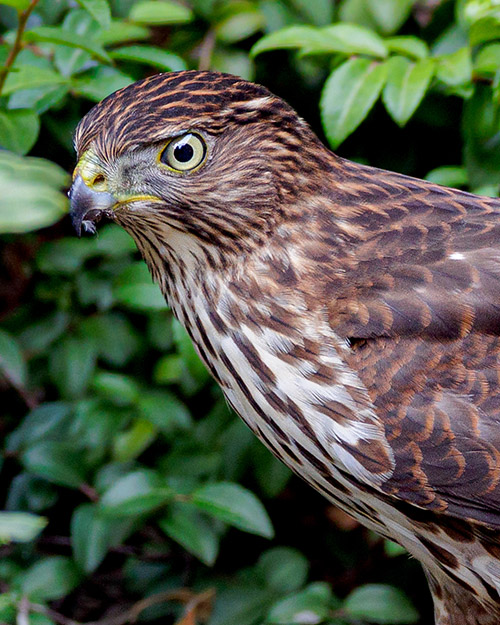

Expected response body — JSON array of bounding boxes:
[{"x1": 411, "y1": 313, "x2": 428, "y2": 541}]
[{"x1": 69, "y1": 70, "x2": 500, "y2": 625}]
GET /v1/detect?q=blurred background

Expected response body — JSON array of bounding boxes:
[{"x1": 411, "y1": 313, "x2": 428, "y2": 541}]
[{"x1": 1, "y1": 0, "x2": 499, "y2": 623}]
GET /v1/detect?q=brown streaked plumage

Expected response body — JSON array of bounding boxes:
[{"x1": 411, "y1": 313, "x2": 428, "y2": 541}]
[{"x1": 70, "y1": 70, "x2": 500, "y2": 624}]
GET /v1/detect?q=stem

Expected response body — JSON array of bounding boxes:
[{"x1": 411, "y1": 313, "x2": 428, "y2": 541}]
[
  {"x1": 0, "y1": 0, "x2": 40, "y2": 97},
  {"x1": 198, "y1": 29, "x2": 215, "y2": 72}
]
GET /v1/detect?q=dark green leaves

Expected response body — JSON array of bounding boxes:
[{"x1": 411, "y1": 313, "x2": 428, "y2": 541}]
[
  {"x1": 267, "y1": 582, "x2": 333, "y2": 624},
  {"x1": 71, "y1": 504, "x2": 134, "y2": 573},
  {"x1": 191, "y1": 482, "x2": 274, "y2": 538},
  {"x1": 0, "y1": 108, "x2": 39, "y2": 154},
  {"x1": 251, "y1": 23, "x2": 387, "y2": 58},
  {"x1": 129, "y1": 1, "x2": 194, "y2": 25},
  {"x1": 22, "y1": 442, "x2": 88, "y2": 488},
  {"x1": 382, "y1": 56, "x2": 435, "y2": 126},
  {"x1": 0, "y1": 328, "x2": 26, "y2": 388},
  {"x1": 113, "y1": 262, "x2": 166, "y2": 311},
  {"x1": 99, "y1": 470, "x2": 173, "y2": 516},
  {"x1": 0, "y1": 152, "x2": 68, "y2": 233},
  {"x1": 0, "y1": 512, "x2": 47, "y2": 543},
  {"x1": 110, "y1": 45, "x2": 187, "y2": 71},
  {"x1": 344, "y1": 584, "x2": 419, "y2": 624},
  {"x1": 19, "y1": 557, "x2": 82, "y2": 602},
  {"x1": 159, "y1": 503, "x2": 220, "y2": 565},
  {"x1": 75, "y1": 0, "x2": 111, "y2": 29},
  {"x1": 2, "y1": 65, "x2": 67, "y2": 96},
  {"x1": 321, "y1": 58, "x2": 387, "y2": 148},
  {"x1": 24, "y1": 26, "x2": 111, "y2": 63}
]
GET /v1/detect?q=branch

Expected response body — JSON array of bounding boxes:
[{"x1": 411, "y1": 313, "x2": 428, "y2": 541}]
[
  {"x1": 0, "y1": 0, "x2": 41, "y2": 97},
  {"x1": 27, "y1": 587, "x2": 216, "y2": 625},
  {"x1": 198, "y1": 30, "x2": 215, "y2": 72}
]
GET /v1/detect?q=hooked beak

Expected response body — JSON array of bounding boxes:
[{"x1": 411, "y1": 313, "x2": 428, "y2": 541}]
[{"x1": 69, "y1": 174, "x2": 116, "y2": 237}]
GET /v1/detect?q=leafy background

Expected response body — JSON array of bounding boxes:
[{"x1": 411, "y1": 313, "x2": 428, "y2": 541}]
[{"x1": 1, "y1": 0, "x2": 499, "y2": 623}]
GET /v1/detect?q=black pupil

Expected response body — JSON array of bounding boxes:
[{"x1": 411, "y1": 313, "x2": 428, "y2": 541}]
[{"x1": 174, "y1": 142, "x2": 194, "y2": 163}]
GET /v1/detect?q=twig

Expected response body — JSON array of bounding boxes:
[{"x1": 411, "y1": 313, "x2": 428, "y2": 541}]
[
  {"x1": 26, "y1": 587, "x2": 215, "y2": 625},
  {"x1": 198, "y1": 30, "x2": 215, "y2": 72},
  {"x1": 0, "y1": 0, "x2": 41, "y2": 97},
  {"x1": 16, "y1": 596, "x2": 31, "y2": 625}
]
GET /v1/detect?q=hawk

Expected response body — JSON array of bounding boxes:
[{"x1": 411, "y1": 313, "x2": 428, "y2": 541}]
[{"x1": 69, "y1": 70, "x2": 500, "y2": 625}]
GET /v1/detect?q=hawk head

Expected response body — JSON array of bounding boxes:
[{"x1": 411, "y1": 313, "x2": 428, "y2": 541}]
[{"x1": 70, "y1": 70, "x2": 329, "y2": 256}]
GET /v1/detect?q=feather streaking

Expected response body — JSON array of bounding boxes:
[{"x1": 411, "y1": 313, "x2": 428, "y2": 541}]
[{"x1": 71, "y1": 70, "x2": 500, "y2": 624}]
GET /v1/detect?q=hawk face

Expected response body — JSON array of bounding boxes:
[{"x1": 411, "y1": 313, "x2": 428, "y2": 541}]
[{"x1": 70, "y1": 70, "x2": 325, "y2": 256}]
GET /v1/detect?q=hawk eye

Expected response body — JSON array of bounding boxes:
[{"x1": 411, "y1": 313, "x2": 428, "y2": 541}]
[{"x1": 161, "y1": 134, "x2": 206, "y2": 171}]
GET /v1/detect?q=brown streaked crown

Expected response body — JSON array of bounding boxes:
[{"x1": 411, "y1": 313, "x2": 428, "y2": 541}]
[{"x1": 74, "y1": 70, "x2": 307, "y2": 161}]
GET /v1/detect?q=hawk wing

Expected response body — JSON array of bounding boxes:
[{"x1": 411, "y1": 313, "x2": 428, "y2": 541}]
[{"x1": 327, "y1": 159, "x2": 500, "y2": 528}]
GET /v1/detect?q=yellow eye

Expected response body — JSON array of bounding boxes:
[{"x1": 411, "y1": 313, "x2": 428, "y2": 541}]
[{"x1": 160, "y1": 133, "x2": 206, "y2": 171}]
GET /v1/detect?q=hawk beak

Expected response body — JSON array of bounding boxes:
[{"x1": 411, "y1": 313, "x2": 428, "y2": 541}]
[{"x1": 69, "y1": 174, "x2": 116, "y2": 237}]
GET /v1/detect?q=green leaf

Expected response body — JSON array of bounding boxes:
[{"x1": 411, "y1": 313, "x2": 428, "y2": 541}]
[
  {"x1": 386, "y1": 36, "x2": 429, "y2": 60},
  {"x1": 251, "y1": 25, "x2": 326, "y2": 56},
  {"x1": 111, "y1": 45, "x2": 187, "y2": 71},
  {"x1": 138, "y1": 389, "x2": 192, "y2": 433},
  {"x1": 382, "y1": 56, "x2": 435, "y2": 126},
  {"x1": 94, "y1": 223, "x2": 137, "y2": 255},
  {"x1": 384, "y1": 540, "x2": 408, "y2": 557},
  {"x1": 252, "y1": 24, "x2": 387, "y2": 58},
  {"x1": 5, "y1": 401, "x2": 71, "y2": 452},
  {"x1": 469, "y1": 16, "x2": 500, "y2": 46},
  {"x1": 19, "y1": 557, "x2": 81, "y2": 602},
  {"x1": 425, "y1": 166, "x2": 468, "y2": 188},
  {"x1": 436, "y1": 47, "x2": 472, "y2": 87},
  {"x1": 37, "y1": 238, "x2": 94, "y2": 274},
  {"x1": 257, "y1": 547, "x2": 309, "y2": 593},
  {"x1": 54, "y1": 9, "x2": 99, "y2": 77},
  {"x1": 96, "y1": 20, "x2": 150, "y2": 46},
  {"x1": 253, "y1": 443, "x2": 292, "y2": 498},
  {"x1": 463, "y1": 84, "x2": 500, "y2": 187},
  {"x1": 0, "y1": 328, "x2": 26, "y2": 387},
  {"x1": 129, "y1": 1, "x2": 193, "y2": 25},
  {"x1": 2, "y1": 65, "x2": 67, "y2": 96},
  {"x1": 475, "y1": 42, "x2": 500, "y2": 76},
  {"x1": 75, "y1": 0, "x2": 111, "y2": 29},
  {"x1": 79, "y1": 313, "x2": 140, "y2": 367},
  {"x1": 112, "y1": 419, "x2": 157, "y2": 462},
  {"x1": 71, "y1": 504, "x2": 134, "y2": 573},
  {"x1": 304, "y1": 23, "x2": 388, "y2": 58},
  {"x1": 71, "y1": 66, "x2": 133, "y2": 101},
  {"x1": 0, "y1": 512, "x2": 47, "y2": 543},
  {"x1": 49, "y1": 336, "x2": 97, "y2": 398},
  {"x1": 216, "y1": 8, "x2": 265, "y2": 44},
  {"x1": 0, "y1": 153, "x2": 67, "y2": 233},
  {"x1": 92, "y1": 371, "x2": 140, "y2": 405},
  {"x1": 172, "y1": 319, "x2": 210, "y2": 384},
  {"x1": 366, "y1": 0, "x2": 413, "y2": 34},
  {"x1": 0, "y1": 108, "x2": 39, "y2": 154},
  {"x1": 159, "y1": 503, "x2": 220, "y2": 565},
  {"x1": 267, "y1": 582, "x2": 333, "y2": 624},
  {"x1": 211, "y1": 49, "x2": 254, "y2": 81},
  {"x1": 99, "y1": 470, "x2": 173, "y2": 516},
  {"x1": 290, "y1": 0, "x2": 333, "y2": 25},
  {"x1": 191, "y1": 482, "x2": 274, "y2": 538},
  {"x1": 24, "y1": 26, "x2": 111, "y2": 63},
  {"x1": 0, "y1": 0, "x2": 30, "y2": 7},
  {"x1": 320, "y1": 58, "x2": 387, "y2": 148},
  {"x1": 114, "y1": 262, "x2": 166, "y2": 310},
  {"x1": 153, "y1": 354, "x2": 184, "y2": 384},
  {"x1": 22, "y1": 441, "x2": 88, "y2": 488},
  {"x1": 9, "y1": 84, "x2": 68, "y2": 115},
  {"x1": 344, "y1": 584, "x2": 419, "y2": 624}
]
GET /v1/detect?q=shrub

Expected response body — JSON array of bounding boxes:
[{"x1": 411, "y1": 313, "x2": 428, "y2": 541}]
[{"x1": 2, "y1": 1, "x2": 499, "y2": 623}]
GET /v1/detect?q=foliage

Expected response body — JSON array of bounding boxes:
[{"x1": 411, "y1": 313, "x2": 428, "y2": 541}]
[{"x1": 2, "y1": 0, "x2": 500, "y2": 623}]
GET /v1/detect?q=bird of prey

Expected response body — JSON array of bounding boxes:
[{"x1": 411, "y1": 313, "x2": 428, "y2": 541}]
[{"x1": 70, "y1": 70, "x2": 500, "y2": 625}]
